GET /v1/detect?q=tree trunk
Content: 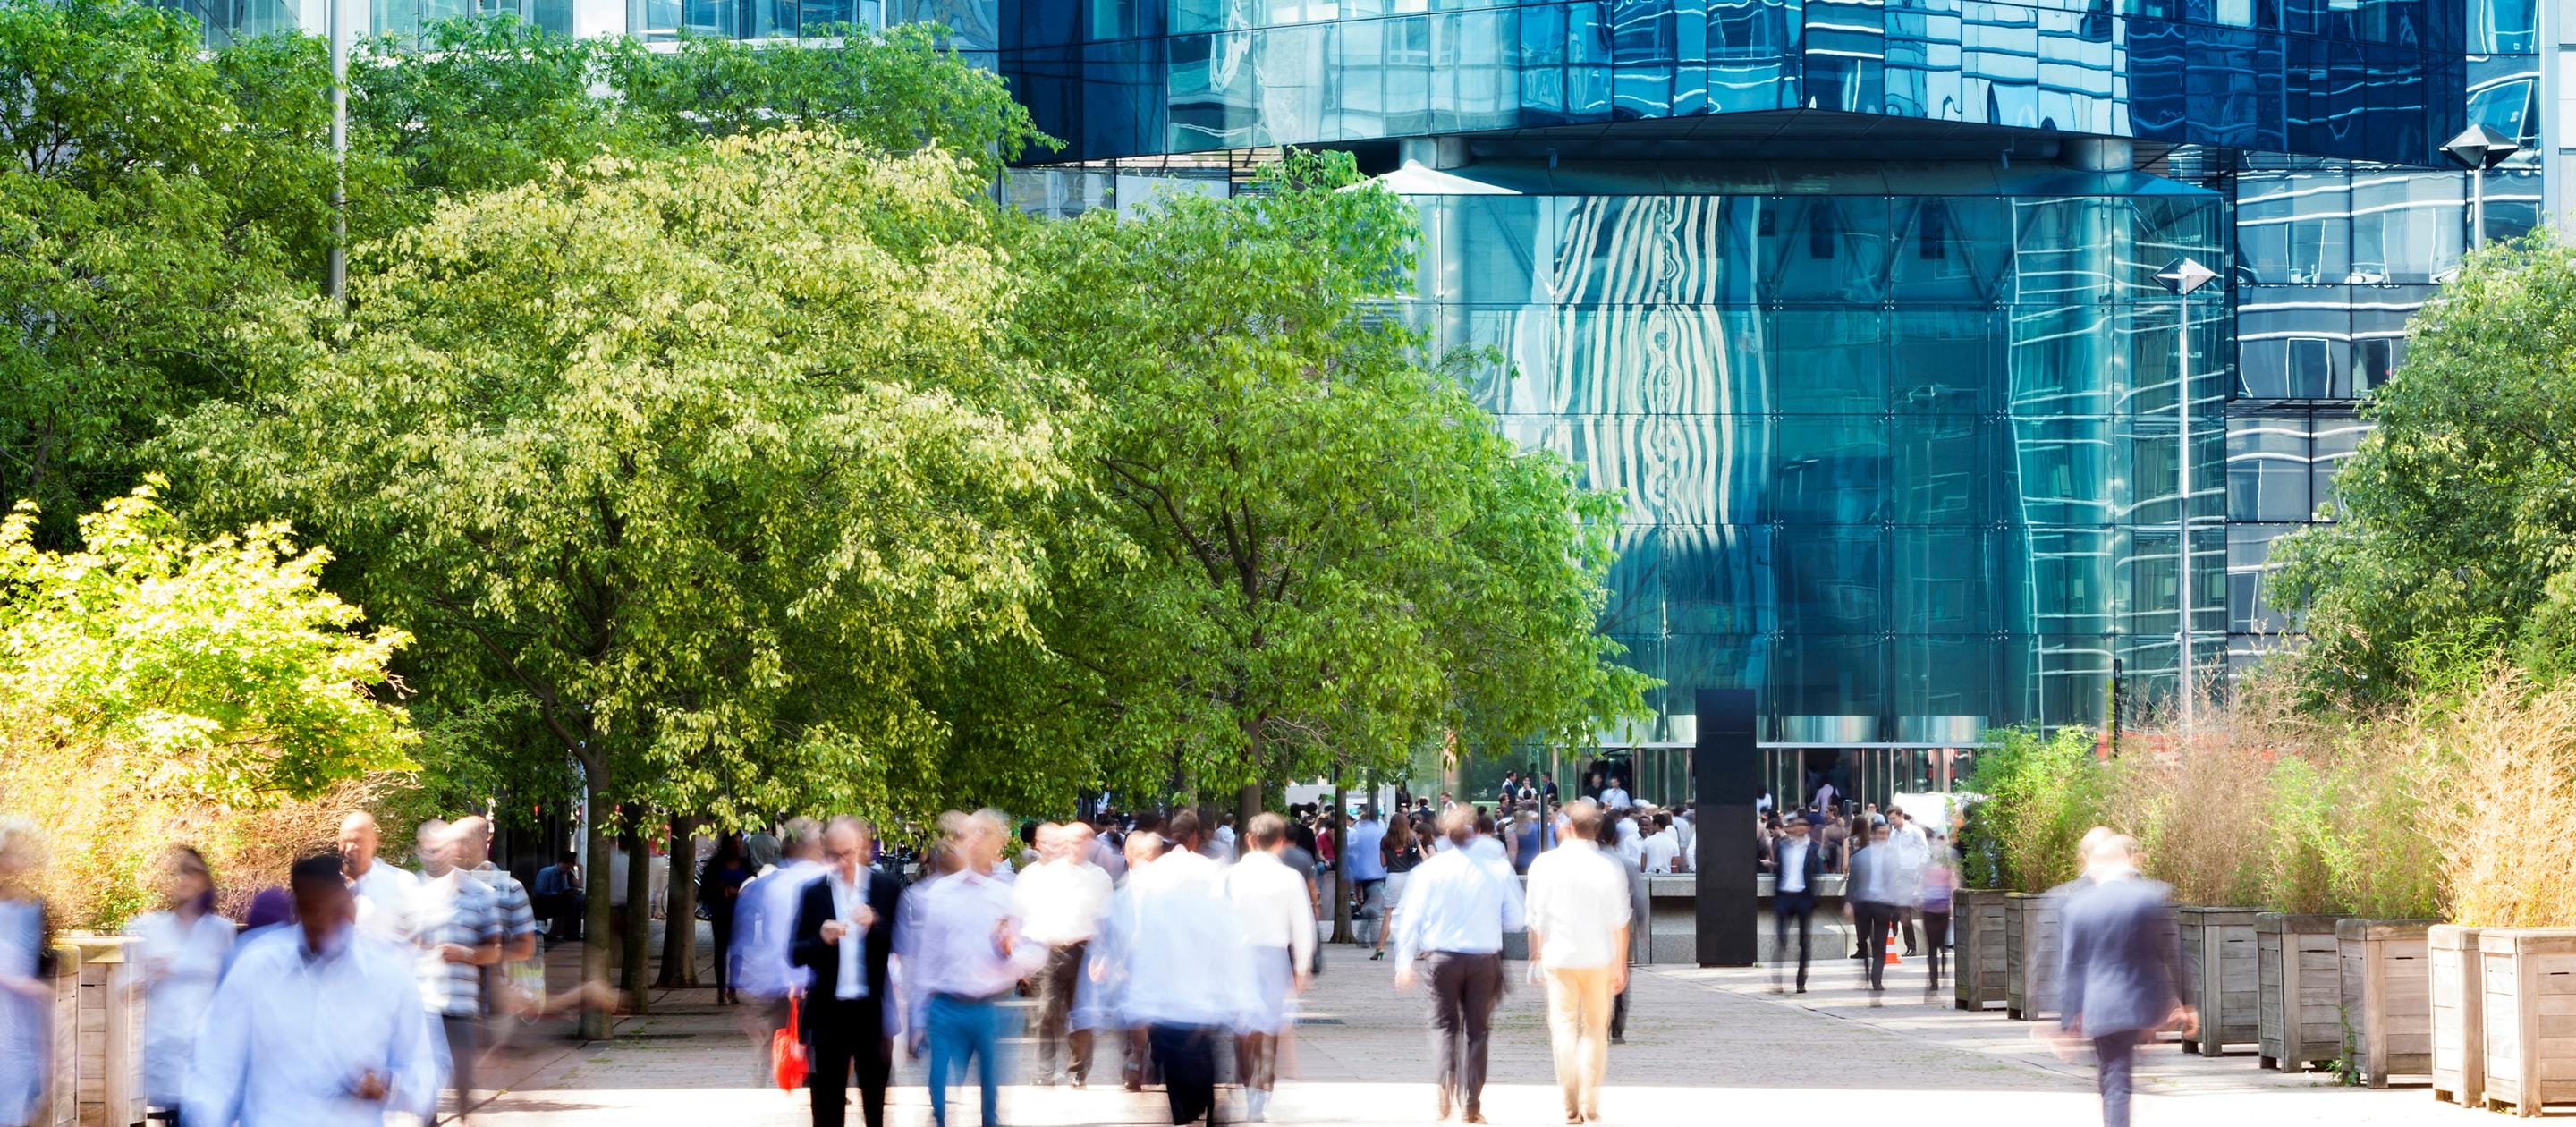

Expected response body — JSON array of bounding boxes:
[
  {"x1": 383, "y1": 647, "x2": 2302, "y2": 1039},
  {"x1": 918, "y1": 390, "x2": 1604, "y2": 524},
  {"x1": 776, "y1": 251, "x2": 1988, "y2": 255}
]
[
  {"x1": 1236, "y1": 783, "x2": 1263, "y2": 833},
  {"x1": 1330, "y1": 772, "x2": 1354, "y2": 944},
  {"x1": 620, "y1": 826, "x2": 654, "y2": 1014},
  {"x1": 578, "y1": 763, "x2": 614, "y2": 1040},
  {"x1": 654, "y1": 815, "x2": 701, "y2": 988}
]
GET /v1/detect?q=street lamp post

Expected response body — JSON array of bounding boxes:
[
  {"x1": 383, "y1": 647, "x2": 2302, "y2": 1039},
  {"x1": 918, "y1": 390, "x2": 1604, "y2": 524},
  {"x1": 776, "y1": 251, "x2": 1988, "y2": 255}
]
[
  {"x1": 2154, "y1": 257, "x2": 2219, "y2": 737},
  {"x1": 327, "y1": 0, "x2": 350, "y2": 302},
  {"x1": 2444, "y1": 124, "x2": 2522, "y2": 252}
]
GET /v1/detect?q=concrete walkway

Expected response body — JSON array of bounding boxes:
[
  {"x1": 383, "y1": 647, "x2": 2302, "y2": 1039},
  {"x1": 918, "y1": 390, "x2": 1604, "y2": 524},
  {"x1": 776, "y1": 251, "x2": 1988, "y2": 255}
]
[{"x1": 466, "y1": 930, "x2": 2497, "y2": 1126}]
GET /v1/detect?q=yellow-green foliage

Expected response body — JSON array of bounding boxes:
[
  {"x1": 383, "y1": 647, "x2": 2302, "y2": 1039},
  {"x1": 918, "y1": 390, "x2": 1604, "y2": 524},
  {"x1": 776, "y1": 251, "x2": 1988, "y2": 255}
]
[
  {"x1": 1964, "y1": 726, "x2": 2104, "y2": 894},
  {"x1": 0, "y1": 481, "x2": 416, "y2": 929},
  {"x1": 2418, "y1": 670, "x2": 2576, "y2": 928}
]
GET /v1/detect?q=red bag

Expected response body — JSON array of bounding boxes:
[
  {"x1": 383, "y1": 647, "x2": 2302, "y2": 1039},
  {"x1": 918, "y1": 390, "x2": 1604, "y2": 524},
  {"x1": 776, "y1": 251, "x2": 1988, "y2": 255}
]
[{"x1": 771, "y1": 993, "x2": 809, "y2": 1090}]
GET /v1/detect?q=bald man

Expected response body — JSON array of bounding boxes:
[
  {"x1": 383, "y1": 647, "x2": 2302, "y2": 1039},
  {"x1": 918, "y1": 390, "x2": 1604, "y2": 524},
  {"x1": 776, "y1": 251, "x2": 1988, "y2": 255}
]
[{"x1": 341, "y1": 811, "x2": 419, "y2": 941}]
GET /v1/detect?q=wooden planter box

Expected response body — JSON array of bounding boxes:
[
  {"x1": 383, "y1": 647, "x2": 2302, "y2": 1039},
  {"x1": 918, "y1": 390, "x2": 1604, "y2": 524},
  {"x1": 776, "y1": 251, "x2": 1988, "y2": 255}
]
[
  {"x1": 2179, "y1": 906, "x2": 2260, "y2": 1056},
  {"x1": 64, "y1": 936, "x2": 143, "y2": 1127},
  {"x1": 2336, "y1": 919, "x2": 2432, "y2": 1088},
  {"x1": 39, "y1": 944, "x2": 75, "y2": 1127},
  {"x1": 2257, "y1": 912, "x2": 2344, "y2": 1072},
  {"x1": 2431, "y1": 925, "x2": 2484, "y2": 1106},
  {"x1": 2478, "y1": 928, "x2": 2576, "y2": 1116},
  {"x1": 1953, "y1": 889, "x2": 2009, "y2": 1012},
  {"x1": 2004, "y1": 891, "x2": 2063, "y2": 1022}
]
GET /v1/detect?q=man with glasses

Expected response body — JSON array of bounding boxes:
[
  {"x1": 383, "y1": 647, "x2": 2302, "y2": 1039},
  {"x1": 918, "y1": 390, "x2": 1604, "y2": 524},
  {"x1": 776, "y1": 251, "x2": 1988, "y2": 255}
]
[{"x1": 790, "y1": 818, "x2": 901, "y2": 1127}]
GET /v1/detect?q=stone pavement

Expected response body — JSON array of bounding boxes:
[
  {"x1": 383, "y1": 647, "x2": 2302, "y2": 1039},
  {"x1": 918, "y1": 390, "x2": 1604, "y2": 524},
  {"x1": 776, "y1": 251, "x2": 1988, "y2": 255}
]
[{"x1": 468, "y1": 928, "x2": 2497, "y2": 1127}]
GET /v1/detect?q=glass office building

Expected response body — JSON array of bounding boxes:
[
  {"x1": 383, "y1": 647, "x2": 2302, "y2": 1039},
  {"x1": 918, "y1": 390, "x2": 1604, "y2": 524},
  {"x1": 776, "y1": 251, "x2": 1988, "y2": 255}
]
[
  {"x1": 987, "y1": 0, "x2": 2551, "y2": 774},
  {"x1": 156, "y1": 0, "x2": 2555, "y2": 790}
]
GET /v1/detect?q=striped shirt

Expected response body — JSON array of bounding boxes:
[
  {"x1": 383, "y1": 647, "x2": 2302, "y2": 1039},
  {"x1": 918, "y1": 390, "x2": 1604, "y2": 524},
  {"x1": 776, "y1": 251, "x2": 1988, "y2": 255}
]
[{"x1": 413, "y1": 871, "x2": 503, "y2": 1017}]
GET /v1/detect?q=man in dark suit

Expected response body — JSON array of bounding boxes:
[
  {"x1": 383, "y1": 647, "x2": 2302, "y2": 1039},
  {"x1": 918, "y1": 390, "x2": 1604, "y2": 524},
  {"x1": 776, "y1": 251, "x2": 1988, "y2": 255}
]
[
  {"x1": 792, "y1": 817, "x2": 902, "y2": 1127},
  {"x1": 1770, "y1": 816, "x2": 1825, "y2": 993},
  {"x1": 2055, "y1": 835, "x2": 2194, "y2": 1127}
]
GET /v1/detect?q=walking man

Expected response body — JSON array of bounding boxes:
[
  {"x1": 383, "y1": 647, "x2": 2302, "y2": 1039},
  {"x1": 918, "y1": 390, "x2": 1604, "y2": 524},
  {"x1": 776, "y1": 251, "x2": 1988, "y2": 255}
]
[
  {"x1": 411, "y1": 819, "x2": 503, "y2": 1123},
  {"x1": 900, "y1": 810, "x2": 1042, "y2": 1127},
  {"x1": 1522, "y1": 801, "x2": 1629, "y2": 1124},
  {"x1": 1343, "y1": 809, "x2": 1388, "y2": 947},
  {"x1": 2056, "y1": 835, "x2": 2194, "y2": 1127},
  {"x1": 340, "y1": 812, "x2": 418, "y2": 941},
  {"x1": 187, "y1": 854, "x2": 440, "y2": 1125},
  {"x1": 1115, "y1": 810, "x2": 1250, "y2": 1125},
  {"x1": 1770, "y1": 815, "x2": 1823, "y2": 993},
  {"x1": 1392, "y1": 808, "x2": 1524, "y2": 1123},
  {"x1": 739, "y1": 818, "x2": 826, "y2": 1083},
  {"x1": 1014, "y1": 823, "x2": 1112, "y2": 1088},
  {"x1": 791, "y1": 818, "x2": 901, "y2": 1127},
  {"x1": 1843, "y1": 820, "x2": 1897, "y2": 998},
  {"x1": 1227, "y1": 813, "x2": 1316, "y2": 1122}
]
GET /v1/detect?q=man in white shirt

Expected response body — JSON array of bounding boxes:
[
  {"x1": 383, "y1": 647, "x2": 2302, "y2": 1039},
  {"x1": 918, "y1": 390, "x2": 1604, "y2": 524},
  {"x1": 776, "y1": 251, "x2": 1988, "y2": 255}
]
[
  {"x1": 187, "y1": 853, "x2": 440, "y2": 1127},
  {"x1": 1522, "y1": 801, "x2": 1631, "y2": 1125},
  {"x1": 1115, "y1": 809, "x2": 1250, "y2": 1125},
  {"x1": 1014, "y1": 823, "x2": 1113, "y2": 1088},
  {"x1": 1393, "y1": 808, "x2": 1525, "y2": 1124},
  {"x1": 1597, "y1": 776, "x2": 1632, "y2": 810},
  {"x1": 339, "y1": 812, "x2": 418, "y2": 942},
  {"x1": 1638, "y1": 814, "x2": 1682, "y2": 875},
  {"x1": 897, "y1": 809, "x2": 1044, "y2": 1127},
  {"x1": 410, "y1": 819, "x2": 504, "y2": 1122},
  {"x1": 1227, "y1": 813, "x2": 1316, "y2": 1122},
  {"x1": 1887, "y1": 809, "x2": 1930, "y2": 956}
]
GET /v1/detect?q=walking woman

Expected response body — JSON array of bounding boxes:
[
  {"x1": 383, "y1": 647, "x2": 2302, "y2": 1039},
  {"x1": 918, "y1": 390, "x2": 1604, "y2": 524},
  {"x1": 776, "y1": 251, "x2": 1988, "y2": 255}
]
[
  {"x1": 0, "y1": 819, "x2": 52, "y2": 1127},
  {"x1": 699, "y1": 834, "x2": 754, "y2": 1005},
  {"x1": 131, "y1": 845, "x2": 233, "y2": 1126},
  {"x1": 1370, "y1": 815, "x2": 1428, "y2": 961}
]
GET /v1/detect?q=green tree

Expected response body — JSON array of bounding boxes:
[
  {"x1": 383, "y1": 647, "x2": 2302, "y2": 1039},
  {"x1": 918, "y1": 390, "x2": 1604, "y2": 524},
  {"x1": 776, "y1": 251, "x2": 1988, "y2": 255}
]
[
  {"x1": 165, "y1": 132, "x2": 1068, "y2": 1030},
  {"x1": 0, "y1": 0, "x2": 392, "y2": 542},
  {"x1": 0, "y1": 478, "x2": 414, "y2": 804},
  {"x1": 2268, "y1": 233, "x2": 2576, "y2": 702},
  {"x1": 1004, "y1": 150, "x2": 1650, "y2": 809}
]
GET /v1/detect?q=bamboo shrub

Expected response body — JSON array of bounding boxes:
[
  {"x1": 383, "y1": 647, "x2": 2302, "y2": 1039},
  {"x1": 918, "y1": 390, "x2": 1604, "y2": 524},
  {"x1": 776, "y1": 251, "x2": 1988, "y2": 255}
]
[{"x1": 2420, "y1": 671, "x2": 2576, "y2": 928}]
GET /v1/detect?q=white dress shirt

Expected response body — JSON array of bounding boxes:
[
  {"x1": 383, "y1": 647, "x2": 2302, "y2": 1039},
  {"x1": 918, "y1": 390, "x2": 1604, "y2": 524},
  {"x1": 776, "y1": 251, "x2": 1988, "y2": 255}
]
[
  {"x1": 185, "y1": 926, "x2": 438, "y2": 1127},
  {"x1": 1613, "y1": 819, "x2": 1644, "y2": 869},
  {"x1": 1112, "y1": 849, "x2": 1251, "y2": 1028},
  {"x1": 733, "y1": 858, "x2": 823, "y2": 998},
  {"x1": 1391, "y1": 843, "x2": 1525, "y2": 963},
  {"x1": 826, "y1": 869, "x2": 869, "y2": 1001},
  {"x1": 346, "y1": 862, "x2": 417, "y2": 942},
  {"x1": 897, "y1": 869, "x2": 1043, "y2": 1021},
  {"x1": 131, "y1": 911, "x2": 234, "y2": 1104},
  {"x1": 1599, "y1": 787, "x2": 1631, "y2": 809},
  {"x1": 1776, "y1": 836, "x2": 1815, "y2": 894},
  {"x1": 1888, "y1": 823, "x2": 1928, "y2": 906},
  {"x1": 1522, "y1": 840, "x2": 1633, "y2": 970},
  {"x1": 1014, "y1": 858, "x2": 1113, "y2": 947},
  {"x1": 1227, "y1": 851, "x2": 1318, "y2": 966}
]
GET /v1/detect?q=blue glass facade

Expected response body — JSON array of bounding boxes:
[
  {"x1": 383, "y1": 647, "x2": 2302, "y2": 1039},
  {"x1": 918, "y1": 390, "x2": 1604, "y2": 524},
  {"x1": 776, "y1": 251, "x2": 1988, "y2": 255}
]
[
  {"x1": 996, "y1": 0, "x2": 2538, "y2": 166},
  {"x1": 969, "y1": 0, "x2": 2555, "y2": 742}
]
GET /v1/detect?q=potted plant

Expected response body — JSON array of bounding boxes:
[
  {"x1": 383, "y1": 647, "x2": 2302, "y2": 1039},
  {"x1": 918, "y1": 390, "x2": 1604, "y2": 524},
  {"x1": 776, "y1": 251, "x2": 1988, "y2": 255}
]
[{"x1": 1960, "y1": 728, "x2": 2098, "y2": 1022}]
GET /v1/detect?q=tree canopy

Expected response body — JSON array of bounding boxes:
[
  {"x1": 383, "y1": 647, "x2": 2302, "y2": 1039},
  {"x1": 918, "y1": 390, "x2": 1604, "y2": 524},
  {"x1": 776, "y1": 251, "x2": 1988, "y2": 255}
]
[
  {"x1": 2268, "y1": 233, "x2": 2576, "y2": 703},
  {"x1": 1002, "y1": 151, "x2": 1652, "y2": 799}
]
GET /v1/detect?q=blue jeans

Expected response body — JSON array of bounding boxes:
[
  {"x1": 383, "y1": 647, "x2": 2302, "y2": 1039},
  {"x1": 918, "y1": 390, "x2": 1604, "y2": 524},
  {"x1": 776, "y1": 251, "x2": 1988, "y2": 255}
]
[{"x1": 926, "y1": 994, "x2": 1004, "y2": 1127}]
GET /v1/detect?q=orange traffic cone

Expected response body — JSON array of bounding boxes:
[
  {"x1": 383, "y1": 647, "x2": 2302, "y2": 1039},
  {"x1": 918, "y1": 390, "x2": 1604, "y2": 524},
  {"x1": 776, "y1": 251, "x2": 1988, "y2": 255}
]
[{"x1": 1885, "y1": 947, "x2": 1902, "y2": 966}]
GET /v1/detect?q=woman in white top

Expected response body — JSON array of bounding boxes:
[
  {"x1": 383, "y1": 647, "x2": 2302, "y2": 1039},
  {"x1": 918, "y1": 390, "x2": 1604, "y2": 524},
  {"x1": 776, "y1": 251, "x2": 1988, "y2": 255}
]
[{"x1": 129, "y1": 845, "x2": 233, "y2": 1119}]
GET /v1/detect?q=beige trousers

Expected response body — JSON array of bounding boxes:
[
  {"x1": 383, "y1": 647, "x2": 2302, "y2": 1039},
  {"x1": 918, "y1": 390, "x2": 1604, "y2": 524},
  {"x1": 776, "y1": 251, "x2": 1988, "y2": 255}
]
[{"x1": 1543, "y1": 964, "x2": 1617, "y2": 1117}]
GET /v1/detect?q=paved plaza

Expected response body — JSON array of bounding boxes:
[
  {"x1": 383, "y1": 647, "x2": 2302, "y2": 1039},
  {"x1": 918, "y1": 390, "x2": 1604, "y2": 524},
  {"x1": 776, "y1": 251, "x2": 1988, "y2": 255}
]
[{"x1": 470, "y1": 930, "x2": 2494, "y2": 1127}]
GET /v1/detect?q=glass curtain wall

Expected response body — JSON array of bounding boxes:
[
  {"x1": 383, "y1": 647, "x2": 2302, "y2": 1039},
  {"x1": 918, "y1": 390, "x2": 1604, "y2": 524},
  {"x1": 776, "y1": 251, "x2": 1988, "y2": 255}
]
[{"x1": 1410, "y1": 168, "x2": 2224, "y2": 740}]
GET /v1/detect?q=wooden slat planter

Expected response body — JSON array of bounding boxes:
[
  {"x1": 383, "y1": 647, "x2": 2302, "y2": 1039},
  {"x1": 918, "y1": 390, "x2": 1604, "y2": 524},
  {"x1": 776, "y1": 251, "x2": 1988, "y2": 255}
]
[
  {"x1": 2257, "y1": 913, "x2": 2345, "y2": 1072},
  {"x1": 2478, "y1": 928, "x2": 2576, "y2": 1116},
  {"x1": 2179, "y1": 906, "x2": 2260, "y2": 1056},
  {"x1": 2005, "y1": 892, "x2": 2063, "y2": 1022},
  {"x1": 64, "y1": 936, "x2": 143, "y2": 1127},
  {"x1": 2336, "y1": 919, "x2": 2432, "y2": 1088},
  {"x1": 1953, "y1": 889, "x2": 2009, "y2": 1012},
  {"x1": 2431, "y1": 925, "x2": 2484, "y2": 1106},
  {"x1": 41, "y1": 944, "x2": 76, "y2": 1127}
]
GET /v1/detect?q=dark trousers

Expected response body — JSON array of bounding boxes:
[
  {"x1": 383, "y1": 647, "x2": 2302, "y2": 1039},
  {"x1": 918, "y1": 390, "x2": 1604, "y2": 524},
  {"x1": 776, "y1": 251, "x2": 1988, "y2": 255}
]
[
  {"x1": 438, "y1": 1013, "x2": 480, "y2": 1123},
  {"x1": 1148, "y1": 1024, "x2": 1222, "y2": 1125},
  {"x1": 1035, "y1": 941, "x2": 1093, "y2": 1082},
  {"x1": 1773, "y1": 890, "x2": 1816, "y2": 988},
  {"x1": 709, "y1": 908, "x2": 737, "y2": 995},
  {"x1": 1922, "y1": 911, "x2": 1952, "y2": 991},
  {"x1": 809, "y1": 996, "x2": 891, "y2": 1127},
  {"x1": 1854, "y1": 902, "x2": 1893, "y2": 990},
  {"x1": 1426, "y1": 951, "x2": 1503, "y2": 1114},
  {"x1": 1609, "y1": 984, "x2": 1629, "y2": 1040},
  {"x1": 1900, "y1": 907, "x2": 1922, "y2": 955},
  {"x1": 2093, "y1": 1030, "x2": 2138, "y2": 1127}
]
